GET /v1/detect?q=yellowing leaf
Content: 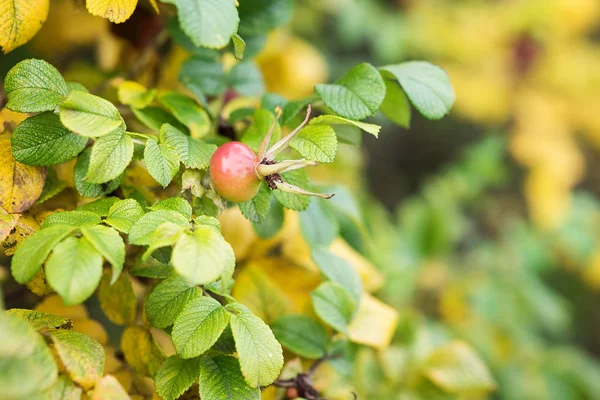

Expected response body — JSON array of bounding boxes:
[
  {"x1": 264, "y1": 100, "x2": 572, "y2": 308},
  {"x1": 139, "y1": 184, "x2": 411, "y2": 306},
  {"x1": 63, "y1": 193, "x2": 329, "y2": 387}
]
[
  {"x1": 91, "y1": 375, "x2": 130, "y2": 400},
  {"x1": 329, "y1": 239, "x2": 383, "y2": 293},
  {"x1": 0, "y1": 0, "x2": 50, "y2": 53},
  {"x1": 86, "y1": 0, "x2": 137, "y2": 23},
  {"x1": 121, "y1": 326, "x2": 165, "y2": 377},
  {"x1": 98, "y1": 271, "x2": 136, "y2": 326},
  {"x1": 0, "y1": 133, "x2": 46, "y2": 213},
  {"x1": 0, "y1": 208, "x2": 19, "y2": 243},
  {"x1": 347, "y1": 293, "x2": 398, "y2": 349},
  {"x1": 35, "y1": 294, "x2": 89, "y2": 320}
]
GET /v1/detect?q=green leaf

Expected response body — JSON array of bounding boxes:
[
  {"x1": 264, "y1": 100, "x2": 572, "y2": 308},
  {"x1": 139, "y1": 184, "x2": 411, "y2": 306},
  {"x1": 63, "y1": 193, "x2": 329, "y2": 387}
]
[
  {"x1": 311, "y1": 248, "x2": 362, "y2": 303},
  {"x1": 239, "y1": 182, "x2": 271, "y2": 223},
  {"x1": 105, "y1": 198, "x2": 145, "y2": 233},
  {"x1": 120, "y1": 326, "x2": 165, "y2": 377},
  {"x1": 281, "y1": 97, "x2": 313, "y2": 125},
  {"x1": 162, "y1": 0, "x2": 239, "y2": 49},
  {"x1": 273, "y1": 168, "x2": 310, "y2": 211},
  {"x1": 299, "y1": 198, "x2": 339, "y2": 246},
  {"x1": 315, "y1": 63, "x2": 385, "y2": 120},
  {"x1": 143, "y1": 222, "x2": 186, "y2": 260},
  {"x1": 172, "y1": 296, "x2": 230, "y2": 358},
  {"x1": 97, "y1": 271, "x2": 136, "y2": 326},
  {"x1": 66, "y1": 82, "x2": 89, "y2": 93},
  {"x1": 44, "y1": 375, "x2": 82, "y2": 400},
  {"x1": 237, "y1": 0, "x2": 293, "y2": 36},
  {"x1": 380, "y1": 79, "x2": 411, "y2": 128},
  {"x1": 59, "y1": 91, "x2": 123, "y2": 137},
  {"x1": 74, "y1": 148, "x2": 122, "y2": 198},
  {"x1": 311, "y1": 282, "x2": 356, "y2": 334},
  {"x1": 144, "y1": 139, "x2": 181, "y2": 188},
  {"x1": 45, "y1": 236, "x2": 103, "y2": 305},
  {"x1": 424, "y1": 341, "x2": 496, "y2": 393},
  {"x1": 4, "y1": 59, "x2": 68, "y2": 113},
  {"x1": 11, "y1": 112, "x2": 87, "y2": 166},
  {"x1": 0, "y1": 311, "x2": 48, "y2": 356},
  {"x1": 130, "y1": 258, "x2": 173, "y2": 279},
  {"x1": 252, "y1": 197, "x2": 284, "y2": 239},
  {"x1": 132, "y1": 106, "x2": 187, "y2": 132},
  {"x1": 194, "y1": 196, "x2": 219, "y2": 218},
  {"x1": 150, "y1": 197, "x2": 193, "y2": 219},
  {"x1": 172, "y1": 225, "x2": 235, "y2": 285},
  {"x1": 7, "y1": 308, "x2": 72, "y2": 330},
  {"x1": 86, "y1": 128, "x2": 134, "y2": 184},
  {"x1": 241, "y1": 109, "x2": 281, "y2": 152},
  {"x1": 179, "y1": 57, "x2": 227, "y2": 97},
  {"x1": 227, "y1": 303, "x2": 284, "y2": 388},
  {"x1": 42, "y1": 210, "x2": 101, "y2": 228},
  {"x1": 128, "y1": 209, "x2": 189, "y2": 246},
  {"x1": 379, "y1": 61, "x2": 454, "y2": 120},
  {"x1": 36, "y1": 168, "x2": 68, "y2": 205},
  {"x1": 290, "y1": 124, "x2": 338, "y2": 163},
  {"x1": 228, "y1": 62, "x2": 264, "y2": 96},
  {"x1": 80, "y1": 225, "x2": 125, "y2": 284},
  {"x1": 117, "y1": 80, "x2": 156, "y2": 109},
  {"x1": 160, "y1": 124, "x2": 216, "y2": 170},
  {"x1": 198, "y1": 355, "x2": 261, "y2": 400},
  {"x1": 158, "y1": 92, "x2": 211, "y2": 138},
  {"x1": 146, "y1": 275, "x2": 201, "y2": 329},
  {"x1": 271, "y1": 315, "x2": 328, "y2": 359},
  {"x1": 50, "y1": 330, "x2": 105, "y2": 390},
  {"x1": 77, "y1": 197, "x2": 119, "y2": 216},
  {"x1": 232, "y1": 34, "x2": 246, "y2": 60},
  {"x1": 309, "y1": 114, "x2": 381, "y2": 137},
  {"x1": 155, "y1": 355, "x2": 202, "y2": 400},
  {"x1": 11, "y1": 225, "x2": 75, "y2": 284}
]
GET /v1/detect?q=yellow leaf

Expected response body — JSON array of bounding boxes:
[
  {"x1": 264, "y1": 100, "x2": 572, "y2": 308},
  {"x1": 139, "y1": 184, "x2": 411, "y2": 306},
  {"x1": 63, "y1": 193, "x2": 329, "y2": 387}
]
[
  {"x1": 3, "y1": 212, "x2": 38, "y2": 255},
  {"x1": 98, "y1": 271, "x2": 136, "y2": 326},
  {"x1": 35, "y1": 293, "x2": 89, "y2": 320},
  {"x1": 26, "y1": 268, "x2": 53, "y2": 296},
  {"x1": 0, "y1": 0, "x2": 50, "y2": 53},
  {"x1": 86, "y1": 0, "x2": 137, "y2": 24},
  {"x1": 219, "y1": 207, "x2": 258, "y2": 261},
  {"x1": 0, "y1": 133, "x2": 47, "y2": 213},
  {"x1": 117, "y1": 81, "x2": 156, "y2": 109},
  {"x1": 72, "y1": 318, "x2": 109, "y2": 345},
  {"x1": 348, "y1": 293, "x2": 398, "y2": 349},
  {"x1": 0, "y1": 208, "x2": 19, "y2": 243},
  {"x1": 121, "y1": 326, "x2": 165, "y2": 377},
  {"x1": 148, "y1": 0, "x2": 159, "y2": 13},
  {"x1": 91, "y1": 375, "x2": 131, "y2": 400},
  {"x1": 104, "y1": 346, "x2": 124, "y2": 374},
  {"x1": 329, "y1": 239, "x2": 383, "y2": 293}
]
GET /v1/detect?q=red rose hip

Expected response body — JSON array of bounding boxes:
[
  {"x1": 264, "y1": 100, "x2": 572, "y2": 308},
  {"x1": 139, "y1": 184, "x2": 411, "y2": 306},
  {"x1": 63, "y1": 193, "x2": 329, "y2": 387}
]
[{"x1": 210, "y1": 141, "x2": 261, "y2": 202}]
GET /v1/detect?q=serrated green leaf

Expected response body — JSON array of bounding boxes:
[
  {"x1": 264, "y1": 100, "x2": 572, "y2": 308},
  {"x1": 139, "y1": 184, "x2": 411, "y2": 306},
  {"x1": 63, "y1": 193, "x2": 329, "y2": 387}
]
[
  {"x1": 120, "y1": 326, "x2": 165, "y2": 377},
  {"x1": 50, "y1": 330, "x2": 104, "y2": 390},
  {"x1": 198, "y1": 355, "x2": 260, "y2": 400},
  {"x1": 311, "y1": 248, "x2": 362, "y2": 303},
  {"x1": 11, "y1": 112, "x2": 87, "y2": 166},
  {"x1": 232, "y1": 34, "x2": 246, "y2": 60},
  {"x1": 143, "y1": 222, "x2": 186, "y2": 260},
  {"x1": 227, "y1": 303, "x2": 283, "y2": 387},
  {"x1": 299, "y1": 198, "x2": 339, "y2": 246},
  {"x1": 281, "y1": 97, "x2": 313, "y2": 125},
  {"x1": 160, "y1": 124, "x2": 216, "y2": 170},
  {"x1": 172, "y1": 226, "x2": 235, "y2": 285},
  {"x1": 290, "y1": 124, "x2": 337, "y2": 163},
  {"x1": 239, "y1": 182, "x2": 271, "y2": 223},
  {"x1": 4, "y1": 59, "x2": 68, "y2": 113},
  {"x1": 380, "y1": 79, "x2": 411, "y2": 128},
  {"x1": 74, "y1": 148, "x2": 122, "y2": 198},
  {"x1": 159, "y1": 92, "x2": 210, "y2": 138},
  {"x1": 44, "y1": 375, "x2": 82, "y2": 400},
  {"x1": 59, "y1": 91, "x2": 123, "y2": 137},
  {"x1": 273, "y1": 169, "x2": 310, "y2": 211},
  {"x1": 45, "y1": 236, "x2": 103, "y2": 305},
  {"x1": 180, "y1": 57, "x2": 227, "y2": 97},
  {"x1": 42, "y1": 210, "x2": 101, "y2": 228},
  {"x1": 228, "y1": 62, "x2": 264, "y2": 96},
  {"x1": 194, "y1": 196, "x2": 220, "y2": 218},
  {"x1": 252, "y1": 197, "x2": 284, "y2": 239},
  {"x1": 0, "y1": 311, "x2": 44, "y2": 356},
  {"x1": 86, "y1": 128, "x2": 134, "y2": 184},
  {"x1": 130, "y1": 258, "x2": 173, "y2": 279},
  {"x1": 155, "y1": 355, "x2": 202, "y2": 400},
  {"x1": 150, "y1": 197, "x2": 193, "y2": 219},
  {"x1": 80, "y1": 225, "x2": 125, "y2": 283},
  {"x1": 172, "y1": 296, "x2": 230, "y2": 358},
  {"x1": 237, "y1": 0, "x2": 293, "y2": 36},
  {"x1": 311, "y1": 282, "x2": 356, "y2": 334},
  {"x1": 315, "y1": 63, "x2": 385, "y2": 120},
  {"x1": 144, "y1": 139, "x2": 180, "y2": 188},
  {"x1": 271, "y1": 315, "x2": 328, "y2": 359},
  {"x1": 105, "y1": 198, "x2": 145, "y2": 233},
  {"x1": 97, "y1": 271, "x2": 135, "y2": 325},
  {"x1": 77, "y1": 197, "x2": 119, "y2": 216},
  {"x1": 7, "y1": 308, "x2": 72, "y2": 330},
  {"x1": 424, "y1": 341, "x2": 496, "y2": 393},
  {"x1": 128, "y1": 209, "x2": 189, "y2": 246},
  {"x1": 132, "y1": 106, "x2": 187, "y2": 132},
  {"x1": 11, "y1": 225, "x2": 75, "y2": 284},
  {"x1": 379, "y1": 61, "x2": 454, "y2": 120},
  {"x1": 162, "y1": 0, "x2": 239, "y2": 49},
  {"x1": 309, "y1": 114, "x2": 381, "y2": 137},
  {"x1": 146, "y1": 275, "x2": 201, "y2": 329},
  {"x1": 241, "y1": 109, "x2": 281, "y2": 152}
]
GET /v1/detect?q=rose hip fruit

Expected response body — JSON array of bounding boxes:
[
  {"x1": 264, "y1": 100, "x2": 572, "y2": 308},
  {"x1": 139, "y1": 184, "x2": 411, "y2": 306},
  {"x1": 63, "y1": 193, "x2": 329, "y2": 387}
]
[{"x1": 209, "y1": 141, "x2": 261, "y2": 202}]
